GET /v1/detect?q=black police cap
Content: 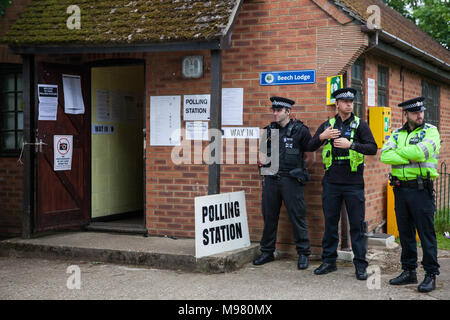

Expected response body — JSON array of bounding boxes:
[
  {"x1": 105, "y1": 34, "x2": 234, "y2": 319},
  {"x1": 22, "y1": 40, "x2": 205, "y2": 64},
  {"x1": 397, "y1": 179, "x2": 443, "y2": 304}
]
[
  {"x1": 270, "y1": 96, "x2": 295, "y2": 109},
  {"x1": 398, "y1": 96, "x2": 426, "y2": 112},
  {"x1": 331, "y1": 87, "x2": 357, "y2": 100}
]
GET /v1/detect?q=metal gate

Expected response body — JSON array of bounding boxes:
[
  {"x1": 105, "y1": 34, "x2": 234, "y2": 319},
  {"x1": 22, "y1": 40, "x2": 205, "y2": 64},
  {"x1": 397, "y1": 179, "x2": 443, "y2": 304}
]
[{"x1": 435, "y1": 161, "x2": 449, "y2": 224}]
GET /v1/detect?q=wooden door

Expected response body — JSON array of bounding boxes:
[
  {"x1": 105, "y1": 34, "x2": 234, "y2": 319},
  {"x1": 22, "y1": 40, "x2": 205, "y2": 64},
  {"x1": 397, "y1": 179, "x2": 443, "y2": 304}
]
[{"x1": 36, "y1": 63, "x2": 90, "y2": 231}]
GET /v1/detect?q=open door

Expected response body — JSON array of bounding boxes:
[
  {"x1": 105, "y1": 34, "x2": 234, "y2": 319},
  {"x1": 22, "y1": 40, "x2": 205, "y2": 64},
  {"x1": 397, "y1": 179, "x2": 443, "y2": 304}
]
[{"x1": 36, "y1": 63, "x2": 90, "y2": 232}]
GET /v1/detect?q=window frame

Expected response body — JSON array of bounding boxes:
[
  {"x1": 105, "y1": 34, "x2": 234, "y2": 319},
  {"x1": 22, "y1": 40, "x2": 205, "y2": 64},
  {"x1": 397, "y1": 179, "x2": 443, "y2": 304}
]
[
  {"x1": 0, "y1": 63, "x2": 23, "y2": 157},
  {"x1": 421, "y1": 80, "x2": 440, "y2": 129},
  {"x1": 351, "y1": 59, "x2": 365, "y2": 118},
  {"x1": 377, "y1": 65, "x2": 388, "y2": 107}
]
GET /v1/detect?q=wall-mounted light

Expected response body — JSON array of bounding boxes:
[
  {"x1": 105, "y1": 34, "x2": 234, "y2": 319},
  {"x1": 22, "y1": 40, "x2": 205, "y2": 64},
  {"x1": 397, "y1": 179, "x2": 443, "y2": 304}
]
[{"x1": 182, "y1": 55, "x2": 203, "y2": 79}]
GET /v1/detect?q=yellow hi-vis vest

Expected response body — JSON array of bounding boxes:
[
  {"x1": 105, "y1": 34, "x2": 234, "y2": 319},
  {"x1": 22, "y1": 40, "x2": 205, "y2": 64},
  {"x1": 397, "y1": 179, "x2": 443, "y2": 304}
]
[
  {"x1": 380, "y1": 123, "x2": 440, "y2": 180},
  {"x1": 322, "y1": 116, "x2": 364, "y2": 172}
]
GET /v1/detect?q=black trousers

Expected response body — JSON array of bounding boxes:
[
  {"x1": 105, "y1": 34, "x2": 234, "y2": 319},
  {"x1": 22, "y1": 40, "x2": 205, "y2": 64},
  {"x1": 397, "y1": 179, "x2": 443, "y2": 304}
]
[
  {"x1": 393, "y1": 185, "x2": 440, "y2": 275},
  {"x1": 321, "y1": 182, "x2": 368, "y2": 268},
  {"x1": 260, "y1": 175, "x2": 311, "y2": 256}
]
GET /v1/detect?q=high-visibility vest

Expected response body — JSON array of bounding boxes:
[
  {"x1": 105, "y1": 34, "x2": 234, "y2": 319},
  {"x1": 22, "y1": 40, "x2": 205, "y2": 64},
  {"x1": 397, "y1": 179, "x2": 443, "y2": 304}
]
[
  {"x1": 381, "y1": 123, "x2": 440, "y2": 180},
  {"x1": 322, "y1": 116, "x2": 364, "y2": 172}
]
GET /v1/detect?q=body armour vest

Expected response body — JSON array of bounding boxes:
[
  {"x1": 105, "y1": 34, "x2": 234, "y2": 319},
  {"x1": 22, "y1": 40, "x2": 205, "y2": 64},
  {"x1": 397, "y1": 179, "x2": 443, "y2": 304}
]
[{"x1": 265, "y1": 119, "x2": 305, "y2": 172}]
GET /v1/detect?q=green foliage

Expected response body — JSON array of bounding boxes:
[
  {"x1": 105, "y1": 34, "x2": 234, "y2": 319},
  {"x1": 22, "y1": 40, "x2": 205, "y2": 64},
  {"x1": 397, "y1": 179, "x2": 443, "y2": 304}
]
[
  {"x1": 0, "y1": 0, "x2": 11, "y2": 17},
  {"x1": 382, "y1": 0, "x2": 450, "y2": 49}
]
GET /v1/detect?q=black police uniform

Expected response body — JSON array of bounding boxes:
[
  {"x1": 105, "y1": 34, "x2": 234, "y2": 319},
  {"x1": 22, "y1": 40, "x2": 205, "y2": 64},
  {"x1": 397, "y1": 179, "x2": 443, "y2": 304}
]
[
  {"x1": 308, "y1": 89, "x2": 377, "y2": 274},
  {"x1": 258, "y1": 97, "x2": 313, "y2": 261}
]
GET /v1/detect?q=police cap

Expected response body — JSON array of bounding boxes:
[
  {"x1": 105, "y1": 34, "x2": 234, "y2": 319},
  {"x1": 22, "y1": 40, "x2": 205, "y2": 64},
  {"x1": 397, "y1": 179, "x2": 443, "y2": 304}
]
[
  {"x1": 270, "y1": 96, "x2": 295, "y2": 109},
  {"x1": 398, "y1": 96, "x2": 426, "y2": 112},
  {"x1": 331, "y1": 87, "x2": 357, "y2": 101}
]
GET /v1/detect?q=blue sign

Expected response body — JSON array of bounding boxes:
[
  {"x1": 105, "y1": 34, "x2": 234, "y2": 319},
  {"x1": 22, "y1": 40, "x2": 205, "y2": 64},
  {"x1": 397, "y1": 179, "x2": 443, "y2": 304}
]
[{"x1": 260, "y1": 70, "x2": 316, "y2": 86}]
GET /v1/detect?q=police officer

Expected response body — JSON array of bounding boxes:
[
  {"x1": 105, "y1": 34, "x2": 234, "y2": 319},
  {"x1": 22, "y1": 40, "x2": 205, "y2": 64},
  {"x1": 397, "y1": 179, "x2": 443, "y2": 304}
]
[
  {"x1": 381, "y1": 97, "x2": 440, "y2": 293},
  {"x1": 308, "y1": 88, "x2": 377, "y2": 280},
  {"x1": 253, "y1": 96, "x2": 312, "y2": 270}
]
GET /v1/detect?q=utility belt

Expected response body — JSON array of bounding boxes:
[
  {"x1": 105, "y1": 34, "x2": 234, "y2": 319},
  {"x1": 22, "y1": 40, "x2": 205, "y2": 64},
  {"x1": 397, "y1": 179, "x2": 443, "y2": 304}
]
[
  {"x1": 389, "y1": 174, "x2": 434, "y2": 195},
  {"x1": 266, "y1": 168, "x2": 310, "y2": 185}
]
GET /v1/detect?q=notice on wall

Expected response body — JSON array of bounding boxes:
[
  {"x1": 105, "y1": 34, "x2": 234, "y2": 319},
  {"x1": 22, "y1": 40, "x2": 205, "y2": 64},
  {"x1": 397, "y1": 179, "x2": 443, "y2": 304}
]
[
  {"x1": 62, "y1": 74, "x2": 85, "y2": 114},
  {"x1": 92, "y1": 124, "x2": 115, "y2": 135},
  {"x1": 186, "y1": 121, "x2": 209, "y2": 140},
  {"x1": 223, "y1": 127, "x2": 260, "y2": 139},
  {"x1": 150, "y1": 95, "x2": 181, "y2": 146},
  {"x1": 222, "y1": 88, "x2": 243, "y2": 126},
  {"x1": 38, "y1": 84, "x2": 58, "y2": 121},
  {"x1": 54, "y1": 135, "x2": 73, "y2": 171},
  {"x1": 183, "y1": 94, "x2": 210, "y2": 121},
  {"x1": 368, "y1": 78, "x2": 376, "y2": 107},
  {"x1": 96, "y1": 89, "x2": 110, "y2": 122},
  {"x1": 195, "y1": 191, "x2": 250, "y2": 258}
]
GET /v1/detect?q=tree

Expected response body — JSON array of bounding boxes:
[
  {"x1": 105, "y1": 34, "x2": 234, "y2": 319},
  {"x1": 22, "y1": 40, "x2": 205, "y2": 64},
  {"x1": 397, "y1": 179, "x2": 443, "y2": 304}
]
[
  {"x1": 383, "y1": 0, "x2": 450, "y2": 49},
  {"x1": 0, "y1": 0, "x2": 10, "y2": 17}
]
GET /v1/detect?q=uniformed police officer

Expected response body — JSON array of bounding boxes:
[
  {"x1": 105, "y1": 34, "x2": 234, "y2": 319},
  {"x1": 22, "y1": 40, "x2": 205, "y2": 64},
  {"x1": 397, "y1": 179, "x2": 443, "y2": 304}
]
[
  {"x1": 307, "y1": 88, "x2": 377, "y2": 280},
  {"x1": 253, "y1": 96, "x2": 312, "y2": 270},
  {"x1": 381, "y1": 96, "x2": 440, "y2": 293}
]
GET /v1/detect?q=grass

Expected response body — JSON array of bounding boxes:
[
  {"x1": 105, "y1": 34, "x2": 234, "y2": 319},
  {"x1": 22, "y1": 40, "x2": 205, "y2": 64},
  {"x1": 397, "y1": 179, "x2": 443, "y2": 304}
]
[{"x1": 434, "y1": 212, "x2": 450, "y2": 250}]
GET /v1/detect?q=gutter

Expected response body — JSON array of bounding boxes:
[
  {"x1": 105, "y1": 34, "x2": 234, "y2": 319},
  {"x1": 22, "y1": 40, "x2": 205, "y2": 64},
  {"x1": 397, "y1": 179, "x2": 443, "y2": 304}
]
[{"x1": 377, "y1": 29, "x2": 450, "y2": 72}]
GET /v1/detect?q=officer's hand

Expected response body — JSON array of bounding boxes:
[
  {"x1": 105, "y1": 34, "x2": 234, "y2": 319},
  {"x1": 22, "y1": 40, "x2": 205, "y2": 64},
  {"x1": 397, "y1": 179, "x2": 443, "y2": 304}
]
[
  {"x1": 333, "y1": 137, "x2": 352, "y2": 149},
  {"x1": 319, "y1": 127, "x2": 340, "y2": 141}
]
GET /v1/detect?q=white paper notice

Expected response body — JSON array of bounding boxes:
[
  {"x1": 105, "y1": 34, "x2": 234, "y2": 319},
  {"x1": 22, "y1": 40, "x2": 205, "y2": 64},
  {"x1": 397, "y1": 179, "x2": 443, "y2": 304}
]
[
  {"x1": 62, "y1": 74, "x2": 85, "y2": 114},
  {"x1": 222, "y1": 88, "x2": 243, "y2": 125},
  {"x1": 186, "y1": 121, "x2": 209, "y2": 140},
  {"x1": 184, "y1": 94, "x2": 210, "y2": 121},
  {"x1": 368, "y1": 78, "x2": 376, "y2": 107},
  {"x1": 96, "y1": 89, "x2": 110, "y2": 122},
  {"x1": 150, "y1": 96, "x2": 181, "y2": 146},
  {"x1": 54, "y1": 135, "x2": 73, "y2": 171},
  {"x1": 38, "y1": 84, "x2": 58, "y2": 121}
]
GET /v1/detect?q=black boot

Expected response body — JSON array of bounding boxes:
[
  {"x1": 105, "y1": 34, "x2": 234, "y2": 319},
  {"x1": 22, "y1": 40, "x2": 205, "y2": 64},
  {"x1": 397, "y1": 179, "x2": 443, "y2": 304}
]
[
  {"x1": 314, "y1": 263, "x2": 337, "y2": 275},
  {"x1": 355, "y1": 265, "x2": 367, "y2": 280},
  {"x1": 418, "y1": 273, "x2": 436, "y2": 293},
  {"x1": 253, "y1": 252, "x2": 274, "y2": 266},
  {"x1": 297, "y1": 255, "x2": 309, "y2": 270},
  {"x1": 389, "y1": 270, "x2": 418, "y2": 285}
]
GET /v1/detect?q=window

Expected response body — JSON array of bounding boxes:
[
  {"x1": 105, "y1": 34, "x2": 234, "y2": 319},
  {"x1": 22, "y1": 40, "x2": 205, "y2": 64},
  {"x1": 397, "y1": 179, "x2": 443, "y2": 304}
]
[
  {"x1": 421, "y1": 80, "x2": 439, "y2": 128},
  {"x1": 0, "y1": 64, "x2": 23, "y2": 155},
  {"x1": 351, "y1": 59, "x2": 364, "y2": 117},
  {"x1": 378, "y1": 65, "x2": 388, "y2": 107}
]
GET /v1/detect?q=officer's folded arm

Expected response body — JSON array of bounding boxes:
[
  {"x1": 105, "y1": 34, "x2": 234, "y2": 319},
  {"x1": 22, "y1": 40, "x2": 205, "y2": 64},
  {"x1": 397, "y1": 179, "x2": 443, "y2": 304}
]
[
  {"x1": 380, "y1": 148, "x2": 410, "y2": 165},
  {"x1": 396, "y1": 145, "x2": 428, "y2": 162}
]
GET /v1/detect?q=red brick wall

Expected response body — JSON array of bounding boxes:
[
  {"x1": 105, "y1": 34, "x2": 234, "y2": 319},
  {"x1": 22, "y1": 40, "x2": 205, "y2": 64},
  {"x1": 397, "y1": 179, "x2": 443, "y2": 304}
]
[
  {"x1": 144, "y1": 0, "x2": 450, "y2": 258},
  {"x1": 0, "y1": 158, "x2": 23, "y2": 236}
]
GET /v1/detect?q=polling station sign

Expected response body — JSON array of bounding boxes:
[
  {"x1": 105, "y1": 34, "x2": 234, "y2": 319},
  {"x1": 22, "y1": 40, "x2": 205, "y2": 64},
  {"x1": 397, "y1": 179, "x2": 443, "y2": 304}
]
[
  {"x1": 260, "y1": 70, "x2": 315, "y2": 86},
  {"x1": 195, "y1": 191, "x2": 250, "y2": 258}
]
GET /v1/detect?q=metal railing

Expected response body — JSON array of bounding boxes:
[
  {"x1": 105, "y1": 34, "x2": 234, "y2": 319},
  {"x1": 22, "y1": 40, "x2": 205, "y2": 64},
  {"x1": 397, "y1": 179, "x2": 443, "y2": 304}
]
[{"x1": 435, "y1": 161, "x2": 449, "y2": 224}]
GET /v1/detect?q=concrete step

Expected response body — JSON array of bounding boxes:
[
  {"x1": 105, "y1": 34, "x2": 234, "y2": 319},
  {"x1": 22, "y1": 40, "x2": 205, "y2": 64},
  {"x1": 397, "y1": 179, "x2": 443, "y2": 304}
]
[{"x1": 0, "y1": 231, "x2": 260, "y2": 273}]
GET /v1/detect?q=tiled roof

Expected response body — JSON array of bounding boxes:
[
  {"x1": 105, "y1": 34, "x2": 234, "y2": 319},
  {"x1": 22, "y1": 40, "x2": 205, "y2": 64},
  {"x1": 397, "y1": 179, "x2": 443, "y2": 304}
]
[
  {"x1": 338, "y1": 0, "x2": 449, "y2": 64},
  {"x1": 2, "y1": 0, "x2": 240, "y2": 46}
]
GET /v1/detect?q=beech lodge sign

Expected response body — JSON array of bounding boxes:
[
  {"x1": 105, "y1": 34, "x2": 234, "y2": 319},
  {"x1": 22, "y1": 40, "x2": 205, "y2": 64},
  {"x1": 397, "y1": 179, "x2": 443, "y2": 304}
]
[
  {"x1": 195, "y1": 191, "x2": 250, "y2": 258},
  {"x1": 260, "y1": 70, "x2": 316, "y2": 86}
]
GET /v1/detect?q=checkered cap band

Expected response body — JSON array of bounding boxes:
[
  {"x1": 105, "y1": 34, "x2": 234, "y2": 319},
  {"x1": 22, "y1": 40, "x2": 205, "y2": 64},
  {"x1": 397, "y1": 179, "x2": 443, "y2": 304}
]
[
  {"x1": 335, "y1": 91, "x2": 355, "y2": 100},
  {"x1": 272, "y1": 100, "x2": 292, "y2": 108},
  {"x1": 404, "y1": 100, "x2": 424, "y2": 109}
]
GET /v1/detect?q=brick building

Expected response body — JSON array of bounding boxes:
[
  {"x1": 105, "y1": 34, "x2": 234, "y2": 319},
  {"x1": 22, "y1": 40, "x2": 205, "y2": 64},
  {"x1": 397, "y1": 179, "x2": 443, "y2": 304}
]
[{"x1": 0, "y1": 0, "x2": 449, "y2": 258}]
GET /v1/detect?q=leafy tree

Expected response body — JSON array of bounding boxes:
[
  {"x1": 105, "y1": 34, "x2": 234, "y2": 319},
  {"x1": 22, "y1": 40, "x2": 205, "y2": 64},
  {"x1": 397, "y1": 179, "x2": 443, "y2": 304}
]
[
  {"x1": 0, "y1": 0, "x2": 11, "y2": 18},
  {"x1": 383, "y1": 0, "x2": 450, "y2": 49}
]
